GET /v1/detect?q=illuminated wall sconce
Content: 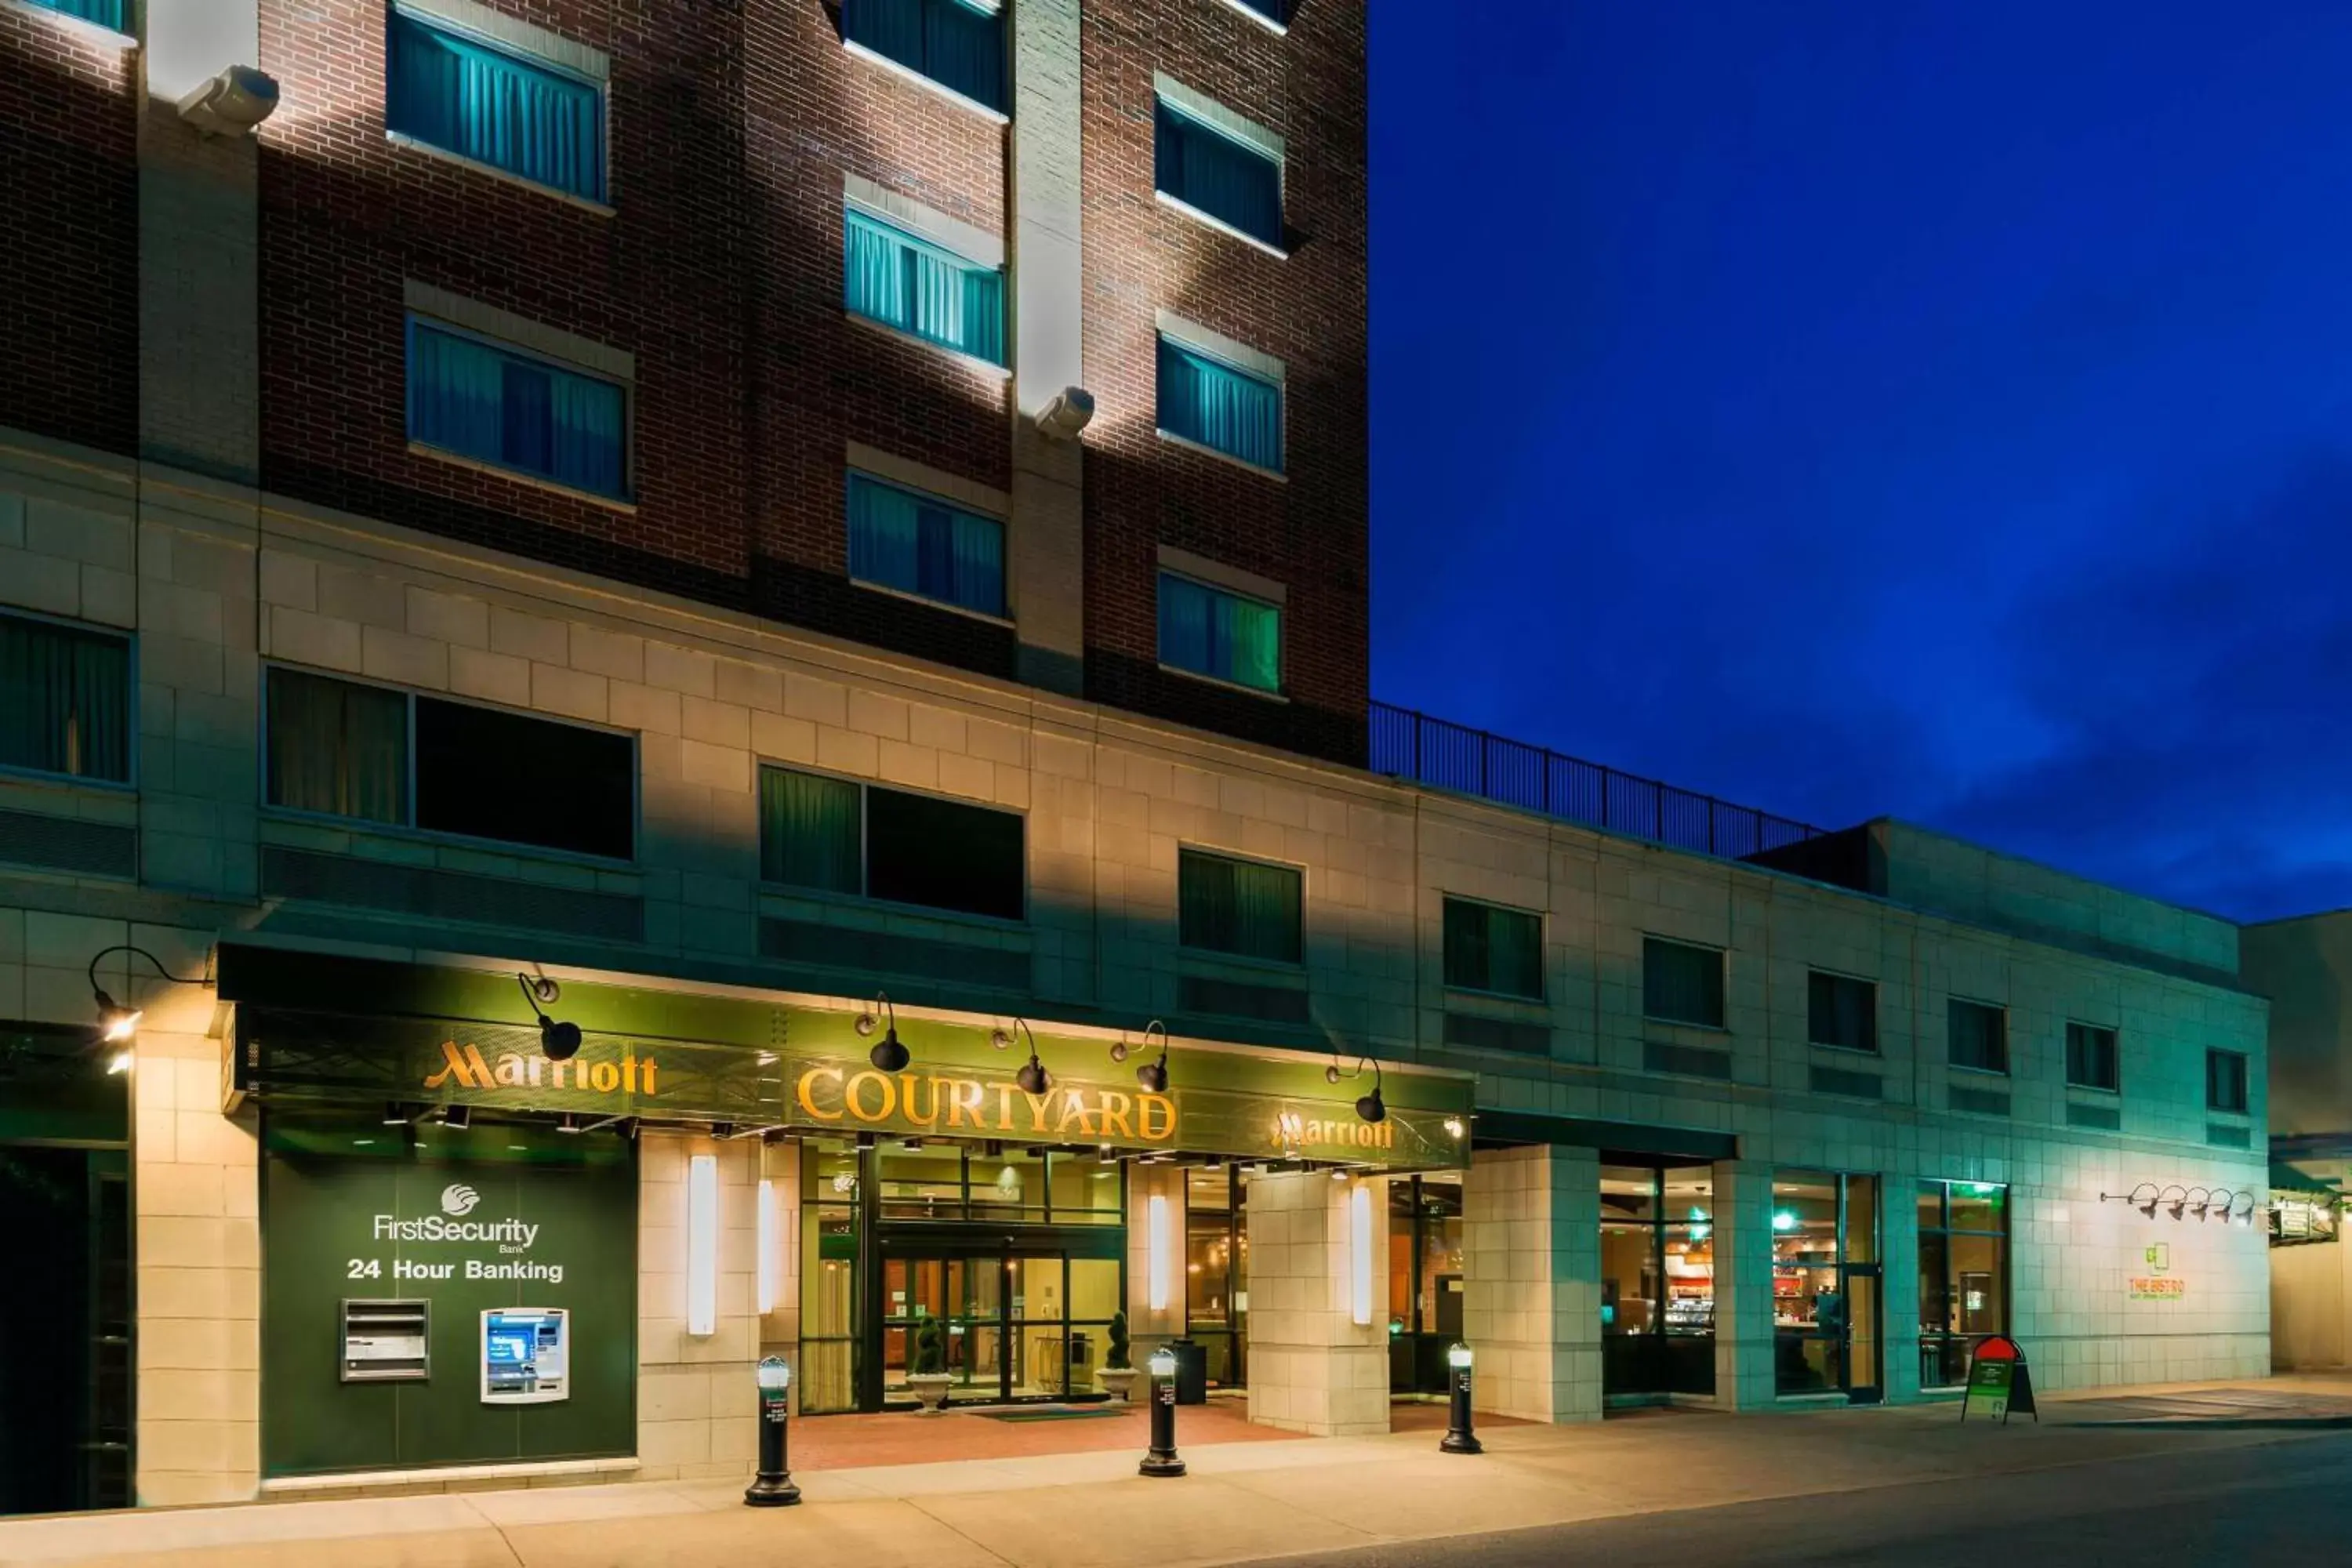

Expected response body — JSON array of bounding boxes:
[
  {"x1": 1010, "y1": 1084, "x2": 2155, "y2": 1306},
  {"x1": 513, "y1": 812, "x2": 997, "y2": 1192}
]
[
  {"x1": 1349, "y1": 1182, "x2": 1374, "y2": 1327},
  {"x1": 688, "y1": 1153, "x2": 719, "y2": 1337},
  {"x1": 757, "y1": 1177, "x2": 782, "y2": 1316},
  {"x1": 1148, "y1": 1192, "x2": 1172, "y2": 1312}
]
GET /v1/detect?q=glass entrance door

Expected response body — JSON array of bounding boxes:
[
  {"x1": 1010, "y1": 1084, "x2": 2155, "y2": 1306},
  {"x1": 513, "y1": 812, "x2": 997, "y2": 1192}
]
[
  {"x1": 882, "y1": 1245, "x2": 1124, "y2": 1405},
  {"x1": 883, "y1": 1250, "x2": 1007, "y2": 1403},
  {"x1": 1846, "y1": 1265, "x2": 1883, "y2": 1403}
]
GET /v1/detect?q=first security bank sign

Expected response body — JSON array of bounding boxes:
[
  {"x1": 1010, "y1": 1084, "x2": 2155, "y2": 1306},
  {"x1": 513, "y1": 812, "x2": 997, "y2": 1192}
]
[{"x1": 361, "y1": 1183, "x2": 564, "y2": 1286}]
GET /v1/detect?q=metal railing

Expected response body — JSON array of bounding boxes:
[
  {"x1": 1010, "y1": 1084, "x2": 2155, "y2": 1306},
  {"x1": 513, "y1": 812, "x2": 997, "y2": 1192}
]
[{"x1": 1368, "y1": 702, "x2": 1826, "y2": 861}]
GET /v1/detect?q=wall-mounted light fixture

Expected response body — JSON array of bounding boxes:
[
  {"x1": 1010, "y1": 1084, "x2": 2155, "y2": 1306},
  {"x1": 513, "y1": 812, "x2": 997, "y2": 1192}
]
[
  {"x1": 1349, "y1": 1182, "x2": 1374, "y2": 1327},
  {"x1": 1134, "y1": 1019, "x2": 1171, "y2": 1094},
  {"x1": 1148, "y1": 1192, "x2": 1172, "y2": 1312},
  {"x1": 688, "y1": 1153, "x2": 719, "y2": 1337},
  {"x1": 857, "y1": 993, "x2": 909, "y2": 1073},
  {"x1": 85, "y1": 944, "x2": 211, "y2": 1068},
  {"x1": 994, "y1": 1017, "x2": 1050, "y2": 1095},
  {"x1": 517, "y1": 974, "x2": 581, "y2": 1062},
  {"x1": 757, "y1": 1177, "x2": 782, "y2": 1316}
]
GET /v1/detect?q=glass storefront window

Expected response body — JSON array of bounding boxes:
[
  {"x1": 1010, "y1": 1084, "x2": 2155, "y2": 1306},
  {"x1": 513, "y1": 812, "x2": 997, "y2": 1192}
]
[
  {"x1": 798, "y1": 1140, "x2": 860, "y2": 1414},
  {"x1": 1599, "y1": 1163, "x2": 1715, "y2": 1397},
  {"x1": 1773, "y1": 1171, "x2": 1880, "y2": 1397},
  {"x1": 1918, "y1": 1179, "x2": 2009, "y2": 1389},
  {"x1": 877, "y1": 1145, "x2": 965, "y2": 1219},
  {"x1": 971, "y1": 1153, "x2": 1043, "y2": 1222},
  {"x1": 1048, "y1": 1152, "x2": 1123, "y2": 1221},
  {"x1": 1187, "y1": 1165, "x2": 1247, "y2": 1389}
]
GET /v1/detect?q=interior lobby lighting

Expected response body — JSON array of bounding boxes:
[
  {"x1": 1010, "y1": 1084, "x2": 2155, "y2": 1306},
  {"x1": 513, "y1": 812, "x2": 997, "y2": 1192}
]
[
  {"x1": 857, "y1": 993, "x2": 909, "y2": 1073},
  {"x1": 1349, "y1": 1183, "x2": 1374, "y2": 1327},
  {"x1": 688, "y1": 1153, "x2": 719, "y2": 1337},
  {"x1": 1772, "y1": 1210, "x2": 1798, "y2": 1232},
  {"x1": 757, "y1": 1178, "x2": 782, "y2": 1315},
  {"x1": 1148, "y1": 1193, "x2": 1172, "y2": 1311}
]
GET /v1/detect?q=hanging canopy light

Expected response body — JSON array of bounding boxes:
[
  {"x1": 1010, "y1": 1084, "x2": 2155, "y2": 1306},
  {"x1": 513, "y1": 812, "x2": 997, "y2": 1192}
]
[
  {"x1": 1134, "y1": 1018, "x2": 1171, "y2": 1094},
  {"x1": 518, "y1": 973, "x2": 582, "y2": 1061},
  {"x1": 856, "y1": 992, "x2": 909, "y2": 1073}
]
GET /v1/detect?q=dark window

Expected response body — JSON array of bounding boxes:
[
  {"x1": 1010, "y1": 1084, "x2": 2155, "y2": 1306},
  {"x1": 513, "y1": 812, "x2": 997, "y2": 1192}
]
[
  {"x1": 758, "y1": 765, "x2": 1024, "y2": 921},
  {"x1": 1916, "y1": 1180, "x2": 2009, "y2": 1388},
  {"x1": 1178, "y1": 848, "x2": 1302, "y2": 964},
  {"x1": 840, "y1": 0, "x2": 1005, "y2": 112},
  {"x1": 1154, "y1": 97, "x2": 1283, "y2": 248},
  {"x1": 2066, "y1": 1023, "x2": 2119, "y2": 1092},
  {"x1": 1806, "y1": 971, "x2": 1877, "y2": 1053},
  {"x1": 1642, "y1": 938, "x2": 1724, "y2": 1027},
  {"x1": 1442, "y1": 898, "x2": 1543, "y2": 1000},
  {"x1": 1947, "y1": 1000, "x2": 2007, "y2": 1074},
  {"x1": 2207, "y1": 1049, "x2": 2249, "y2": 1115},
  {"x1": 267, "y1": 668, "x2": 633, "y2": 860},
  {"x1": 0, "y1": 612, "x2": 131, "y2": 784},
  {"x1": 414, "y1": 697, "x2": 633, "y2": 860}
]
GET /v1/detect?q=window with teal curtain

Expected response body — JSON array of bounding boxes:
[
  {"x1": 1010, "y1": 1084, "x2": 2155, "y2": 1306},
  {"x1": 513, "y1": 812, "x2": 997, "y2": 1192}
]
[
  {"x1": 847, "y1": 473, "x2": 1004, "y2": 616},
  {"x1": 844, "y1": 209, "x2": 1005, "y2": 365},
  {"x1": 1178, "y1": 848, "x2": 1301, "y2": 964},
  {"x1": 841, "y1": 0, "x2": 1005, "y2": 112},
  {"x1": 1155, "y1": 100, "x2": 1282, "y2": 248},
  {"x1": 1157, "y1": 573, "x2": 1280, "y2": 692},
  {"x1": 406, "y1": 318, "x2": 629, "y2": 498},
  {"x1": 386, "y1": 8, "x2": 604, "y2": 201},
  {"x1": 1156, "y1": 337, "x2": 1283, "y2": 472},
  {"x1": 26, "y1": 0, "x2": 128, "y2": 31},
  {"x1": 759, "y1": 767, "x2": 862, "y2": 893},
  {"x1": 264, "y1": 668, "x2": 408, "y2": 825},
  {"x1": 1443, "y1": 898, "x2": 1543, "y2": 1000},
  {"x1": 0, "y1": 613, "x2": 129, "y2": 783}
]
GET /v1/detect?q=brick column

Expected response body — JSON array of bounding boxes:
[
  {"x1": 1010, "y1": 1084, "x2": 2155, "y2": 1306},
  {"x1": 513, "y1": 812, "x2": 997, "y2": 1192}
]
[
  {"x1": 1462, "y1": 1145, "x2": 1601, "y2": 1422},
  {"x1": 1243, "y1": 1171, "x2": 1390, "y2": 1436},
  {"x1": 1711, "y1": 1160, "x2": 1777, "y2": 1409}
]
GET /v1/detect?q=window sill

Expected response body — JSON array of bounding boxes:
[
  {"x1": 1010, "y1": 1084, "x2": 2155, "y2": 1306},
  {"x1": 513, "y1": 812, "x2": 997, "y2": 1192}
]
[
  {"x1": 844, "y1": 310, "x2": 1012, "y2": 379},
  {"x1": 848, "y1": 575, "x2": 1014, "y2": 629},
  {"x1": 259, "y1": 806, "x2": 640, "y2": 877},
  {"x1": 1947, "y1": 1062, "x2": 2012, "y2": 1080},
  {"x1": 1176, "y1": 944, "x2": 1305, "y2": 978},
  {"x1": 0, "y1": 762, "x2": 135, "y2": 796},
  {"x1": 4, "y1": 0, "x2": 136, "y2": 48},
  {"x1": 2208, "y1": 1107, "x2": 2250, "y2": 1121},
  {"x1": 1207, "y1": 0, "x2": 1288, "y2": 34},
  {"x1": 2066, "y1": 1083, "x2": 2122, "y2": 1098},
  {"x1": 840, "y1": 38, "x2": 1011, "y2": 125},
  {"x1": 407, "y1": 441, "x2": 637, "y2": 513},
  {"x1": 1444, "y1": 984, "x2": 1547, "y2": 1007},
  {"x1": 1641, "y1": 1014, "x2": 1730, "y2": 1035},
  {"x1": 1807, "y1": 1040, "x2": 1880, "y2": 1058},
  {"x1": 1155, "y1": 427, "x2": 1287, "y2": 481},
  {"x1": 1156, "y1": 662, "x2": 1288, "y2": 703},
  {"x1": 385, "y1": 132, "x2": 615, "y2": 216},
  {"x1": 1153, "y1": 191, "x2": 1289, "y2": 260},
  {"x1": 757, "y1": 880, "x2": 1032, "y2": 938}
]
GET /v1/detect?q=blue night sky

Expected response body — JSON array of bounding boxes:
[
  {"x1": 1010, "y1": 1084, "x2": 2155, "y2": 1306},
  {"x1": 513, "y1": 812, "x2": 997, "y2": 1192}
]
[{"x1": 1369, "y1": 2, "x2": 2352, "y2": 924}]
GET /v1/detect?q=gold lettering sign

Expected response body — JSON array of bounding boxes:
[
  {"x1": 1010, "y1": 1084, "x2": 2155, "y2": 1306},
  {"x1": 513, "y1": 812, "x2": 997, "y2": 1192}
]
[
  {"x1": 793, "y1": 1066, "x2": 1179, "y2": 1145},
  {"x1": 423, "y1": 1040, "x2": 660, "y2": 1098},
  {"x1": 1271, "y1": 1110, "x2": 1395, "y2": 1152}
]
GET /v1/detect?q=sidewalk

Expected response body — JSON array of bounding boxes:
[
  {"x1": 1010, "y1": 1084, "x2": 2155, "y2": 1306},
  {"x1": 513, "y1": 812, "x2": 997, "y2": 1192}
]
[{"x1": 5, "y1": 1377, "x2": 2348, "y2": 1568}]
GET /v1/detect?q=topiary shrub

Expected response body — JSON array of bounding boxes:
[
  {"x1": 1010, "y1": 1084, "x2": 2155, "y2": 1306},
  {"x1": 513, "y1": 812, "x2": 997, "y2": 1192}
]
[
  {"x1": 913, "y1": 1312, "x2": 949, "y2": 1375},
  {"x1": 1105, "y1": 1309, "x2": 1131, "y2": 1370}
]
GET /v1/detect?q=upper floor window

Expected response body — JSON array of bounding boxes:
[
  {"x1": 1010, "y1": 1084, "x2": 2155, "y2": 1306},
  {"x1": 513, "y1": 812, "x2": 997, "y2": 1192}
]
[
  {"x1": 1155, "y1": 96, "x2": 1283, "y2": 249},
  {"x1": 25, "y1": 0, "x2": 128, "y2": 31},
  {"x1": 386, "y1": 7, "x2": 606, "y2": 203},
  {"x1": 1178, "y1": 848, "x2": 1301, "y2": 964},
  {"x1": 0, "y1": 612, "x2": 130, "y2": 785},
  {"x1": 1157, "y1": 572, "x2": 1280, "y2": 693},
  {"x1": 1218, "y1": 0, "x2": 1289, "y2": 28},
  {"x1": 1947, "y1": 999, "x2": 2008, "y2": 1074},
  {"x1": 2066, "y1": 1022, "x2": 2119, "y2": 1092},
  {"x1": 840, "y1": 0, "x2": 1006, "y2": 114},
  {"x1": 405, "y1": 316, "x2": 630, "y2": 500},
  {"x1": 848, "y1": 472, "x2": 1005, "y2": 618},
  {"x1": 1443, "y1": 897, "x2": 1543, "y2": 1000},
  {"x1": 1642, "y1": 937, "x2": 1723, "y2": 1028},
  {"x1": 844, "y1": 208, "x2": 1007, "y2": 365},
  {"x1": 1806, "y1": 971, "x2": 1877, "y2": 1053},
  {"x1": 2206, "y1": 1048, "x2": 2249, "y2": 1115},
  {"x1": 760, "y1": 765, "x2": 1024, "y2": 921},
  {"x1": 265, "y1": 667, "x2": 635, "y2": 860},
  {"x1": 1157, "y1": 335, "x2": 1283, "y2": 474}
]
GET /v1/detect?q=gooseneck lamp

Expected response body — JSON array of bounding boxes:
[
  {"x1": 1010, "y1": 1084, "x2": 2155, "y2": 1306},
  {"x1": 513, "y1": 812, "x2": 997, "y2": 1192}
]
[
  {"x1": 85, "y1": 945, "x2": 210, "y2": 1063},
  {"x1": 517, "y1": 973, "x2": 581, "y2": 1062},
  {"x1": 856, "y1": 992, "x2": 909, "y2": 1073},
  {"x1": 1134, "y1": 1018, "x2": 1171, "y2": 1094},
  {"x1": 1001, "y1": 1017, "x2": 1051, "y2": 1095}
]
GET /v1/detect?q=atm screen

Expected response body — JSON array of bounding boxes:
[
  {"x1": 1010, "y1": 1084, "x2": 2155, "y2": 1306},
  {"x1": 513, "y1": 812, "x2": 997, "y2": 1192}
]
[
  {"x1": 486, "y1": 1327, "x2": 532, "y2": 1365},
  {"x1": 480, "y1": 1308, "x2": 568, "y2": 1404}
]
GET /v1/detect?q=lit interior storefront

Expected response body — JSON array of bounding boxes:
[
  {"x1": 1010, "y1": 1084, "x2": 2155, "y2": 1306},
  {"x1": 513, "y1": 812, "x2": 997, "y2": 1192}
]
[
  {"x1": 1386, "y1": 1171, "x2": 1465, "y2": 1392},
  {"x1": 1600, "y1": 1161, "x2": 1717, "y2": 1399},
  {"x1": 1915, "y1": 1179, "x2": 2009, "y2": 1388},
  {"x1": 1772, "y1": 1171, "x2": 1882, "y2": 1401}
]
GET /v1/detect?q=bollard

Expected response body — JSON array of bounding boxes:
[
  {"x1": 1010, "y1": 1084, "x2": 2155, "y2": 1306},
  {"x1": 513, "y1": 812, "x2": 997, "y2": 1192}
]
[
  {"x1": 744, "y1": 1356, "x2": 803, "y2": 1506},
  {"x1": 1439, "y1": 1341, "x2": 1481, "y2": 1455},
  {"x1": 1139, "y1": 1346, "x2": 1186, "y2": 1477}
]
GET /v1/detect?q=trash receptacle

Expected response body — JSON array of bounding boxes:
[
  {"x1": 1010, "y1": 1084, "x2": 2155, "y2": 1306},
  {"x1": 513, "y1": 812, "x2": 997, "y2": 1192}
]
[{"x1": 1169, "y1": 1339, "x2": 1208, "y2": 1405}]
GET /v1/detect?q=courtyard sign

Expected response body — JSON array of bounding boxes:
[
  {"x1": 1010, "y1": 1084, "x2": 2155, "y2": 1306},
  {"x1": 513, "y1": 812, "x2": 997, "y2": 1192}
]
[{"x1": 793, "y1": 1065, "x2": 1179, "y2": 1143}]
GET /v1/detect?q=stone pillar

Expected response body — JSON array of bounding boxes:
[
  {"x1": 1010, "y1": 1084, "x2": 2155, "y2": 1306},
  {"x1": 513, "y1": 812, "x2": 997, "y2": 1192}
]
[
  {"x1": 1462, "y1": 1145, "x2": 1600, "y2": 1422},
  {"x1": 124, "y1": 927, "x2": 260, "y2": 1506},
  {"x1": 1125, "y1": 1160, "x2": 1186, "y2": 1361},
  {"x1": 1711, "y1": 1160, "x2": 1777, "y2": 1409},
  {"x1": 1008, "y1": 0, "x2": 1086, "y2": 694},
  {"x1": 1878, "y1": 1174, "x2": 1922, "y2": 1402},
  {"x1": 636, "y1": 1132, "x2": 759, "y2": 1480},
  {"x1": 1243, "y1": 1171, "x2": 1390, "y2": 1436},
  {"x1": 755, "y1": 1140, "x2": 803, "y2": 1411}
]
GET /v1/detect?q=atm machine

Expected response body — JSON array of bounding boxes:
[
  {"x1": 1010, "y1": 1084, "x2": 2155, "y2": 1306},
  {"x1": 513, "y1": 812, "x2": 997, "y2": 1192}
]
[{"x1": 479, "y1": 1308, "x2": 570, "y2": 1403}]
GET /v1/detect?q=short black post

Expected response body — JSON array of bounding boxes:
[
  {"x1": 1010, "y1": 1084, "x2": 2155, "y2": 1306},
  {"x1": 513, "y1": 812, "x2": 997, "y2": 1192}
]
[
  {"x1": 745, "y1": 1356, "x2": 802, "y2": 1506},
  {"x1": 1140, "y1": 1347, "x2": 1186, "y2": 1477},
  {"x1": 1439, "y1": 1342, "x2": 1482, "y2": 1455}
]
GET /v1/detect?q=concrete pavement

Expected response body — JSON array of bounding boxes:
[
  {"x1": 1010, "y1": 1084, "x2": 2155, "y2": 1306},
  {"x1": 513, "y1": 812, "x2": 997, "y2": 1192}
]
[{"x1": 5, "y1": 1377, "x2": 2350, "y2": 1568}]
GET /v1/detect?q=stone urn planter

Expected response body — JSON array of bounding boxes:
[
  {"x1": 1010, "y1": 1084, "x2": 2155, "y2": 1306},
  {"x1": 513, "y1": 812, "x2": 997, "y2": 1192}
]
[
  {"x1": 906, "y1": 1372, "x2": 956, "y2": 1414},
  {"x1": 1096, "y1": 1366, "x2": 1140, "y2": 1404}
]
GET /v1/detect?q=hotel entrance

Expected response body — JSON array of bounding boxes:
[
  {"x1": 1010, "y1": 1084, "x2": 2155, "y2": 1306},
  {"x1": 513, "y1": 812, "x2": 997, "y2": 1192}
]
[{"x1": 879, "y1": 1240, "x2": 1123, "y2": 1403}]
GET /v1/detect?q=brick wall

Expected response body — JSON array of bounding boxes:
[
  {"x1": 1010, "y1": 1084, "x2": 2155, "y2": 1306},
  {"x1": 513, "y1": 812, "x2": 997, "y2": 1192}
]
[
  {"x1": 0, "y1": 9, "x2": 139, "y2": 457},
  {"x1": 1078, "y1": 0, "x2": 1371, "y2": 766}
]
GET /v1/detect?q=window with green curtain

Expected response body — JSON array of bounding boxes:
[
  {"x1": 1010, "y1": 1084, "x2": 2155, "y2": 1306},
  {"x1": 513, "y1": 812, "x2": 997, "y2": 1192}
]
[
  {"x1": 0, "y1": 612, "x2": 130, "y2": 784},
  {"x1": 1443, "y1": 897, "x2": 1542, "y2": 999},
  {"x1": 264, "y1": 668, "x2": 408, "y2": 824},
  {"x1": 1642, "y1": 938, "x2": 1723, "y2": 1027},
  {"x1": 844, "y1": 209, "x2": 1005, "y2": 365},
  {"x1": 1806, "y1": 971, "x2": 1878, "y2": 1052},
  {"x1": 1178, "y1": 848, "x2": 1301, "y2": 964},
  {"x1": 1157, "y1": 572, "x2": 1280, "y2": 691},
  {"x1": 760, "y1": 767, "x2": 862, "y2": 893},
  {"x1": 1947, "y1": 999, "x2": 2007, "y2": 1073}
]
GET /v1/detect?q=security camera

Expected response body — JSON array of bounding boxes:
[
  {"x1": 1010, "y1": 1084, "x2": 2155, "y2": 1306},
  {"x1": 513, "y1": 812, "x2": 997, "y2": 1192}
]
[
  {"x1": 177, "y1": 66, "x2": 281, "y2": 136},
  {"x1": 1035, "y1": 386, "x2": 1095, "y2": 441}
]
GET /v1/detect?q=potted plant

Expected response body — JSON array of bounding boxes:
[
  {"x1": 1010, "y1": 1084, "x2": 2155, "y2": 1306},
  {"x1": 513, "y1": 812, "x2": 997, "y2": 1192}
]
[
  {"x1": 1096, "y1": 1311, "x2": 1138, "y2": 1403},
  {"x1": 906, "y1": 1312, "x2": 955, "y2": 1414}
]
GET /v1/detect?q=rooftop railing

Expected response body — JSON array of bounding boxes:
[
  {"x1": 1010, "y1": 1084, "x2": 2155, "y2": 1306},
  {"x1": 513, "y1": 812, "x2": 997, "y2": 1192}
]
[{"x1": 1368, "y1": 702, "x2": 1826, "y2": 861}]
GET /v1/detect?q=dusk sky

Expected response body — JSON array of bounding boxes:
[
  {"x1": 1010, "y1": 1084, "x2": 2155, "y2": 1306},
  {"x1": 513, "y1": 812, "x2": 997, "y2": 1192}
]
[{"x1": 1367, "y1": 2, "x2": 2352, "y2": 924}]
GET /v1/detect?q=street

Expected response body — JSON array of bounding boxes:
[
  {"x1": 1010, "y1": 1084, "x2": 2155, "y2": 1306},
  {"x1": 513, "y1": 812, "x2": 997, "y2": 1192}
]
[{"x1": 1244, "y1": 1428, "x2": 2352, "y2": 1568}]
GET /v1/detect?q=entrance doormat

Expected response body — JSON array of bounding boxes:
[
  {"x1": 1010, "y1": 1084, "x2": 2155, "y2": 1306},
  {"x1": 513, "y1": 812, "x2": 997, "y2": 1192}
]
[{"x1": 973, "y1": 1406, "x2": 1129, "y2": 1423}]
